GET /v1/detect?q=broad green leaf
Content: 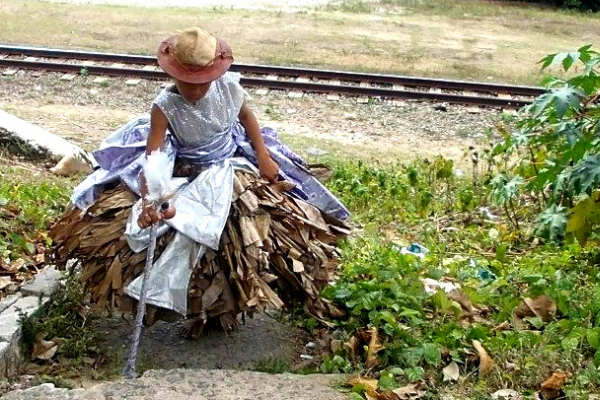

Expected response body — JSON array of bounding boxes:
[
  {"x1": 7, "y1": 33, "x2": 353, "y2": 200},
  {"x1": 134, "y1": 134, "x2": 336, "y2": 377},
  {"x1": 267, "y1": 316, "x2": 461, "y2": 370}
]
[
  {"x1": 572, "y1": 154, "x2": 600, "y2": 194},
  {"x1": 540, "y1": 53, "x2": 558, "y2": 69},
  {"x1": 587, "y1": 328, "x2": 600, "y2": 350},
  {"x1": 595, "y1": 350, "x2": 600, "y2": 367},
  {"x1": 378, "y1": 373, "x2": 398, "y2": 390},
  {"x1": 405, "y1": 366, "x2": 424, "y2": 382},
  {"x1": 566, "y1": 195, "x2": 600, "y2": 245},
  {"x1": 348, "y1": 393, "x2": 364, "y2": 400},
  {"x1": 422, "y1": 343, "x2": 441, "y2": 367},
  {"x1": 562, "y1": 53, "x2": 577, "y2": 71},
  {"x1": 535, "y1": 204, "x2": 568, "y2": 241},
  {"x1": 389, "y1": 367, "x2": 405, "y2": 376},
  {"x1": 531, "y1": 86, "x2": 584, "y2": 119},
  {"x1": 495, "y1": 243, "x2": 508, "y2": 263}
]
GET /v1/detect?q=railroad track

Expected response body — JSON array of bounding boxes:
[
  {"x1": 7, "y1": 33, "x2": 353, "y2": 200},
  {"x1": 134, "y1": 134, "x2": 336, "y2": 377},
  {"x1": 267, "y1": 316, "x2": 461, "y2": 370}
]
[{"x1": 0, "y1": 45, "x2": 544, "y2": 108}]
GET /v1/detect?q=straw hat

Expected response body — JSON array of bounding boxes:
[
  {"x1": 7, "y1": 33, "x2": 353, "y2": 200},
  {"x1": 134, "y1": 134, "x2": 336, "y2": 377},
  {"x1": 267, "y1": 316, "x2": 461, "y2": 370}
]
[{"x1": 157, "y1": 27, "x2": 234, "y2": 84}]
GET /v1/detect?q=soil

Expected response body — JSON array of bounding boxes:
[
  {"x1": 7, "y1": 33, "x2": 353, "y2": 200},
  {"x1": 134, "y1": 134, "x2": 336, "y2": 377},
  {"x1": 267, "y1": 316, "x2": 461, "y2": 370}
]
[{"x1": 0, "y1": 70, "x2": 504, "y2": 170}]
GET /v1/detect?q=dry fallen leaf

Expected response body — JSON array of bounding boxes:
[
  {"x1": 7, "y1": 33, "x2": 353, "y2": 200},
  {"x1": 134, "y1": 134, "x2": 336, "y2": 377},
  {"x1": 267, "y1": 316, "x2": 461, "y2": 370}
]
[
  {"x1": 472, "y1": 340, "x2": 494, "y2": 375},
  {"x1": 442, "y1": 361, "x2": 460, "y2": 382},
  {"x1": 448, "y1": 289, "x2": 473, "y2": 314},
  {"x1": 366, "y1": 327, "x2": 385, "y2": 369},
  {"x1": 345, "y1": 335, "x2": 360, "y2": 361},
  {"x1": 32, "y1": 336, "x2": 58, "y2": 361},
  {"x1": 0, "y1": 276, "x2": 12, "y2": 290},
  {"x1": 494, "y1": 321, "x2": 511, "y2": 332},
  {"x1": 392, "y1": 383, "x2": 425, "y2": 400},
  {"x1": 541, "y1": 371, "x2": 568, "y2": 392},
  {"x1": 492, "y1": 389, "x2": 522, "y2": 399},
  {"x1": 348, "y1": 375, "x2": 379, "y2": 398},
  {"x1": 515, "y1": 295, "x2": 557, "y2": 323}
]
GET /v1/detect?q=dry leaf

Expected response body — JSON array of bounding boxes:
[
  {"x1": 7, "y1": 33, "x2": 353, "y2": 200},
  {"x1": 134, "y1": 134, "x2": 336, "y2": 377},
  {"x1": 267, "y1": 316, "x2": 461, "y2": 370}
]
[
  {"x1": 32, "y1": 336, "x2": 58, "y2": 361},
  {"x1": 366, "y1": 327, "x2": 385, "y2": 369},
  {"x1": 541, "y1": 371, "x2": 568, "y2": 392},
  {"x1": 377, "y1": 390, "x2": 401, "y2": 400},
  {"x1": 392, "y1": 383, "x2": 425, "y2": 400},
  {"x1": 494, "y1": 321, "x2": 511, "y2": 332},
  {"x1": 345, "y1": 335, "x2": 360, "y2": 360},
  {"x1": 448, "y1": 289, "x2": 473, "y2": 314},
  {"x1": 0, "y1": 276, "x2": 12, "y2": 290},
  {"x1": 515, "y1": 295, "x2": 556, "y2": 323},
  {"x1": 472, "y1": 340, "x2": 494, "y2": 375},
  {"x1": 34, "y1": 253, "x2": 45, "y2": 266},
  {"x1": 442, "y1": 361, "x2": 460, "y2": 382},
  {"x1": 348, "y1": 375, "x2": 379, "y2": 398},
  {"x1": 492, "y1": 389, "x2": 522, "y2": 399}
]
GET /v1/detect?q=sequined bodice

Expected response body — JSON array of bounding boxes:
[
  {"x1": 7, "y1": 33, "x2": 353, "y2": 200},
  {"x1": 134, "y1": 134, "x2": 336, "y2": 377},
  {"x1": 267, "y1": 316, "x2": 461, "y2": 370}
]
[{"x1": 153, "y1": 72, "x2": 245, "y2": 148}]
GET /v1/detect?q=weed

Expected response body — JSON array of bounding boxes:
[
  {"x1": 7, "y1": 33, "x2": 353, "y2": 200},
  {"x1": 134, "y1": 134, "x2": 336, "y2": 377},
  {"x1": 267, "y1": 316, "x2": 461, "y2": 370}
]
[{"x1": 254, "y1": 357, "x2": 292, "y2": 374}]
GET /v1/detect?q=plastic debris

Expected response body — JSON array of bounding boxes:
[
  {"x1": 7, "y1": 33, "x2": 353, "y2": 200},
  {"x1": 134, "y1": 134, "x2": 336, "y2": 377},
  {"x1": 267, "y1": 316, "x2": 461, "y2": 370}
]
[
  {"x1": 400, "y1": 243, "x2": 430, "y2": 259},
  {"x1": 421, "y1": 278, "x2": 461, "y2": 294}
]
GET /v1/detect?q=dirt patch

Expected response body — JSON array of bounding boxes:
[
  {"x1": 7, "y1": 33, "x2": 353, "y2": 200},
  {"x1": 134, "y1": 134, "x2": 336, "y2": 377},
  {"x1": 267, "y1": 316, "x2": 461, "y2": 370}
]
[{"x1": 0, "y1": 71, "x2": 502, "y2": 170}]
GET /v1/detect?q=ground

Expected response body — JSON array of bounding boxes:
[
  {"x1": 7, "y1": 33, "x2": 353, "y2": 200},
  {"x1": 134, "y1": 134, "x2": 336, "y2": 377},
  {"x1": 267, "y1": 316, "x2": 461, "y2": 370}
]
[
  {"x1": 2, "y1": 0, "x2": 600, "y2": 399},
  {"x1": 0, "y1": 72, "x2": 500, "y2": 169},
  {"x1": 1, "y1": 0, "x2": 600, "y2": 84},
  {"x1": 3, "y1": 369, "x2": 347, "y2": 400}
]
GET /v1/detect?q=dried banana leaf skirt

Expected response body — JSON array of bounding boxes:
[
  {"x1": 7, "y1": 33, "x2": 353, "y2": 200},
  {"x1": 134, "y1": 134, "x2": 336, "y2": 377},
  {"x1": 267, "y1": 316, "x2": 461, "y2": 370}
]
[{"x1": 50, "y1": 118, "x2": 350, "y2": 330}]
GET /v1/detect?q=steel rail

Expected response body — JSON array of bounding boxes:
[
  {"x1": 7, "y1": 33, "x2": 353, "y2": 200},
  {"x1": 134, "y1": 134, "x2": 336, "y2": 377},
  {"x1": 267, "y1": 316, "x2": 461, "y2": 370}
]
[
  {"x1": 0, "y1": 44, "x2": 544, "y2": 97},
  {"x1": 0, "y1": 58, "x2": 532, "y2": 107}
]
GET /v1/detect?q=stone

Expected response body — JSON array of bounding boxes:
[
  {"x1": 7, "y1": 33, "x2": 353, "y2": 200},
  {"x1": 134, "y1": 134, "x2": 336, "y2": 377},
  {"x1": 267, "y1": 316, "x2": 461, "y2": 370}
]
[
  {"x1": 0, "y1": 109, "x2": 94, "y2": 164},
  {"x1": 357, "y1": 97, "x2": 369, "y2": 104},
  {"x1": 21, "y1": 266, "x2": 62, "y2": 297},
  {"x1": 2, "y1": 69, "x2": 18, "y2": 76},
  {"x1": 326, "y1": 94, "x2": 339, "y2": 101},
  {"x1": 255, "y1": 88, "x2": 269, "y2": 96},
  {"x1": 305, "y1": 147, "x2": 328, "y2": 157},
  {"x1": 288, "y1": 91, "x2": 303, "y2": 99},
  {"x1": 2, "y1": 369, "x2": 347, "y2": 400},
  {"x1": 125, "y1": 79, "x2": 141, "y2": 86},
  {"x1": 0, "y1": 296, "x2": 44, "y2": 343},
  {"x1": 59, "y1": 74, "x2": 77, "y2": 81},
  {"x1": 93, "y1": 77, "x2": 109, "y2": 84},
  {"x1": 296, "y1": 77, "x2": 310, "y2": 83},
  {"x1": 0, "y1": 293, "x2": 22, "y2": 314}
]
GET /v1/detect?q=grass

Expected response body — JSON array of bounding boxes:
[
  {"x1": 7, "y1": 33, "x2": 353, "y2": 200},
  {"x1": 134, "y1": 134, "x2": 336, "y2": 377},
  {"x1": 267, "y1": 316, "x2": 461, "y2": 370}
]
[
  {"x1": 1, "y1": 0, "x2": 600, "y2": 84},
  {"x1": 0, "y1": 162, "x2": 73, "y2": 261},
  {"x1": 320, "y1": 159, "x2": 600, "y2": 398}
]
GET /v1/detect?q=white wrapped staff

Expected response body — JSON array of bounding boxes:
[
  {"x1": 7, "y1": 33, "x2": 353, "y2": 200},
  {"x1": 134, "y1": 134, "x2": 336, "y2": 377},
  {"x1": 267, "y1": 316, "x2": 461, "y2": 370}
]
[{"x1": 123, "y1": 150, "x2": 172, "y2": 379}]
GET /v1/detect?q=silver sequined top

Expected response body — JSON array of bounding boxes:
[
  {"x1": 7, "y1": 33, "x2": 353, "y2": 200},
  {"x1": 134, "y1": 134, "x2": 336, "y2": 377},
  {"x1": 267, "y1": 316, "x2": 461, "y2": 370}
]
[{"x1": 153, "y1": 72, "x2": 245, "y2": 147}]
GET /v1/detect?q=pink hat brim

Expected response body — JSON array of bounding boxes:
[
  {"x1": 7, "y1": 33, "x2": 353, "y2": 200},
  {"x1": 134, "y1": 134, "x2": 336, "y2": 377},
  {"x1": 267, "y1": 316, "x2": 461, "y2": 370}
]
[{"x1": 157, "y1": 36, "x2": 234, "y2": 84}]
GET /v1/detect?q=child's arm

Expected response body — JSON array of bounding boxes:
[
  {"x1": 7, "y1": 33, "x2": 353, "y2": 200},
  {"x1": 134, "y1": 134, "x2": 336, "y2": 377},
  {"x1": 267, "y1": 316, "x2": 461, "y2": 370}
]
[
  {"x1": 238, "y1": 102, "x2": 279, "y2": 182},
  {"x1": 138, "y1": 105, "x2": 175, "y2": 228}
]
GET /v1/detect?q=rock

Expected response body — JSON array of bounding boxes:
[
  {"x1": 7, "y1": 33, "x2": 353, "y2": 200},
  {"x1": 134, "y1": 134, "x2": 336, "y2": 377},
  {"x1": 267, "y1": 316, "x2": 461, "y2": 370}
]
[
  {"x1": 0, "y1": 293, "x2": 22, "y2": 314},
  {"x1": 21, "y1": 266, "x2": 63, "y2": 297},
  {"x1": 0, "y1": 109, "x2": 95, "y2": 165},
  {"x1": 3, "y1": 369, "x2": 347, "y2": 400},
  {"x1": 50, "y1": 154, "x2": 93, "y2": 177},
  {"x1": 305, "y1": 147, "x2": 328, "y2": 157}
]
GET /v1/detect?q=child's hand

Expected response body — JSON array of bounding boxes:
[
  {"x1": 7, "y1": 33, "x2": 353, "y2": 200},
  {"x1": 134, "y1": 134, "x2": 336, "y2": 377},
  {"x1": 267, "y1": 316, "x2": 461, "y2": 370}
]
[
  {"x1": 258, "y1": 155, "x2": 279, "y2": 183},
  {"x1": 138, "y1": 202, "x2": 176, "y2": 229}
]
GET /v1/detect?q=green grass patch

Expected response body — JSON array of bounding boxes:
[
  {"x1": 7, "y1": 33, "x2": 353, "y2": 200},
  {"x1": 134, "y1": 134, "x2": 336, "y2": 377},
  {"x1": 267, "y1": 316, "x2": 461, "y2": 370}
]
[
  {"x1": 0, "y1": 179, "x2": 71, "y2": 261},
  {"x1": 319, "y1": 159, "x2": 600, "y2": 398}
]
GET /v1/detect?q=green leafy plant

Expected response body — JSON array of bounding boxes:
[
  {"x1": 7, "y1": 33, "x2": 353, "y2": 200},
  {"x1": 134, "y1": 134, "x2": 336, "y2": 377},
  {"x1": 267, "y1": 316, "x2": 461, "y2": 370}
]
[{"x1": 491, "y1": 45, "x2": 600, "y2": 244}]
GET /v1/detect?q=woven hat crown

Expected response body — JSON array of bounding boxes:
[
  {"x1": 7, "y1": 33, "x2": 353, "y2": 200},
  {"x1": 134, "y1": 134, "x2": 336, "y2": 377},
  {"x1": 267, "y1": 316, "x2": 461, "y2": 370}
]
[{"x1": 171, "y1": 27, "x2": 218, "y2": 67}]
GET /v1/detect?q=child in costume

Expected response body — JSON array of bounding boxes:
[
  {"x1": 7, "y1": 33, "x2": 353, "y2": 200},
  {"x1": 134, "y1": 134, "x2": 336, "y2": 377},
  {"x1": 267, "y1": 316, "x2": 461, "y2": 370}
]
[{"x1": 51, "y1": 27, "x2": 349, "y2": 338}]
